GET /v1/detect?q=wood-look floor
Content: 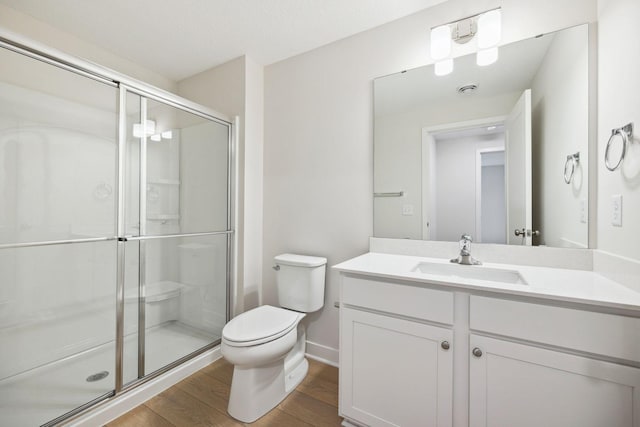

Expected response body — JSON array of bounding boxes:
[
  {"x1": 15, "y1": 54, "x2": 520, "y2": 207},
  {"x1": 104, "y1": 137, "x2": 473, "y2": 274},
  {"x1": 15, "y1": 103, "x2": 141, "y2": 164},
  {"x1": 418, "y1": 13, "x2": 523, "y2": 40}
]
[{"x1": 107, "y1": 358, "x2": 342, "y2": 427}]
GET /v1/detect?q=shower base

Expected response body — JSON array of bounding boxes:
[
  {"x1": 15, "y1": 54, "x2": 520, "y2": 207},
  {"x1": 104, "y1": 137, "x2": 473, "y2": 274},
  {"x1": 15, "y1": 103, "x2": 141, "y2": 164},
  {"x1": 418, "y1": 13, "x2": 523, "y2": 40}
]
[{"x1": 0, "y1": 321, "x2": 218, "y2": 427}]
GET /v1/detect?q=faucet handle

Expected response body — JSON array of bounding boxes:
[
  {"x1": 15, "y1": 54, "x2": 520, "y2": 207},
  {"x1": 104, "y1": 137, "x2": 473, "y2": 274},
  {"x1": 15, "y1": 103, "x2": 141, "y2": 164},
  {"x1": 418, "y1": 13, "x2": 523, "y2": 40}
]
[{"x1": 460, "y1": 234, "x2": 472, "y2": 243}]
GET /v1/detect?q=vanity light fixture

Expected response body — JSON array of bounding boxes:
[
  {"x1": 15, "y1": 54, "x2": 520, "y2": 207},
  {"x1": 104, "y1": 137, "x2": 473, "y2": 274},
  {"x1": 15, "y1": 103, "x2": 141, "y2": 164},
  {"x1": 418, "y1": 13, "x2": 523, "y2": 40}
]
[
  {"x1": 430, "y1": 25, "x2": 451, "y2": 59},
  {"x1": 431, "y1": 24, "x2": 453, "y2": 76},
  {"x1": 161, "y1": 130, "x2": 173, "y2": 139},
  {"x1": 476, "y1": 9, "x2": 501, "y2": 66},
  {"x1": 429, "y1": 8, "x2": 502, "y2": 75},
  {"x1": 150, "y1": 134, "x2": 162, "y2": 142}
]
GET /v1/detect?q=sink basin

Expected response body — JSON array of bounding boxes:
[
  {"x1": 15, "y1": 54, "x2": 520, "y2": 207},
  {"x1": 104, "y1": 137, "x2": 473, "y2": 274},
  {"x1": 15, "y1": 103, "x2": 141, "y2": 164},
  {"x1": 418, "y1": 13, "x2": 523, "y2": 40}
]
[{"x1": 411, "y1": 261, "x2": 527, "y2": 285}]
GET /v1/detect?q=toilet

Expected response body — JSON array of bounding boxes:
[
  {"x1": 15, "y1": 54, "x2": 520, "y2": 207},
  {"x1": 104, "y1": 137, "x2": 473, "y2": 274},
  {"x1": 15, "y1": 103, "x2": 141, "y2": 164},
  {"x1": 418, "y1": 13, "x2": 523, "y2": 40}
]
[{"x1": 221, "y1": 253, "x2": 327, "y2": 423}]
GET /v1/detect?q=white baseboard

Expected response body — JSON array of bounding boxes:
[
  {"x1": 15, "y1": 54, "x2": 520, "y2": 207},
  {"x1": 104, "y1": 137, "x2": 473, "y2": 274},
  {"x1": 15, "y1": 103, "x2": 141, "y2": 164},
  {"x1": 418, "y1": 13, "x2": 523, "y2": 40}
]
[
  {"x1": 306, "y1": 340, "x2": 339, "y2": 367},
  {"x1": 64, "y1": 347, "x2": 222, "y2": 426}
]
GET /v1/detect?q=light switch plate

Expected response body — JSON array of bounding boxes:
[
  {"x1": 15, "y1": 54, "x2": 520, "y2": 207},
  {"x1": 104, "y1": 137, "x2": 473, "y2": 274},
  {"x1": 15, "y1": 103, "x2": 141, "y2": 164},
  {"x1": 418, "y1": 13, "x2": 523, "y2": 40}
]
[
  {"x1": 611, "y1": 194, "x2": 622, "y2": 227},
  {"x1": 402, "y1": 204, "x2": 414, "y2": 216},
  {"x1": 580, "y1": 199, "x2": 587, "y2": 223}
]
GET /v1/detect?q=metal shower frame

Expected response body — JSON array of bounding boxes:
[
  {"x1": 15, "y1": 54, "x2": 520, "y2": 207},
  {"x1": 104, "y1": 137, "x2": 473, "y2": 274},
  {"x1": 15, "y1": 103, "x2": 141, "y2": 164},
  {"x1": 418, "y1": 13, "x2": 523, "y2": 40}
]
[{"x1": 0, "y1": 29, "x2": 236, "y2": 426}]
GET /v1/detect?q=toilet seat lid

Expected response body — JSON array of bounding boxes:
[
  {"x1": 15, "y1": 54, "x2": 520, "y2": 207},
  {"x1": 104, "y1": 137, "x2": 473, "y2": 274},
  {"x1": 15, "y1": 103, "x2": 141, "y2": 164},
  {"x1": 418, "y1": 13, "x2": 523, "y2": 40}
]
[{"x1": 222, "y1": 305, "x2": 301, "y2": 345}]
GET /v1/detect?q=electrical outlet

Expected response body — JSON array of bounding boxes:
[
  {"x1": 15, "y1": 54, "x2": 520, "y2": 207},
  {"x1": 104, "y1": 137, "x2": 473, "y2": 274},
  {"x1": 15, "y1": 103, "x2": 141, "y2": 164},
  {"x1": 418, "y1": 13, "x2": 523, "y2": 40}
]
[
  {"x1": 402, "y1": 204, "x2": 414, "y2": 216},
  {"x1": 611, "y1": 195, "x2": 622, "y2": 227}
]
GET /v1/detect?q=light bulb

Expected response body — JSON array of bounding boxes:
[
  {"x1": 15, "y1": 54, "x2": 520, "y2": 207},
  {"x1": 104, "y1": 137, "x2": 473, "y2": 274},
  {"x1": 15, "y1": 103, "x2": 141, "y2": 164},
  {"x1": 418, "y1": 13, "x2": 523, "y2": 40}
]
[
  {"x1": 478, "y1": 9, "x2": 502, "y2": 49},
  {"x1": 477, "y1": 47, "x2": 499, "y2": 66},
  {"x1": 132, "y1": 119, "x2": 156, "y2": 138},
  {"x1": 434, "y1": 59, "x2": 454, "y2": 76},
  {"x1": 430, "y1": 25, "x2": 451, "y2": 60}
]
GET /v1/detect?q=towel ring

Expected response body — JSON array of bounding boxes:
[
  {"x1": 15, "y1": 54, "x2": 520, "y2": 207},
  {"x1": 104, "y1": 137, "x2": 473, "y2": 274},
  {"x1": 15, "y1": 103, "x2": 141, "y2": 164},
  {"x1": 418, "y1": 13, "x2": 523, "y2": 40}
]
[
  {"x1": 564, "y1": 152, "x2": 580, "y2": 184},
  {"x1": 605, "y1": 123, "x2": 633, "y2": 171}
]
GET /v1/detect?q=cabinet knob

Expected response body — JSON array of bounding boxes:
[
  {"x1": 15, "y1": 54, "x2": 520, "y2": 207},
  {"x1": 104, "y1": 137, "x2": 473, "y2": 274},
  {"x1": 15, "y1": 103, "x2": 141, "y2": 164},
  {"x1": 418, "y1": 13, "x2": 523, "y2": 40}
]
[
  {"x1": 441, "y1": 341, "x2": 450, "y2": 350},
  {"x1": 472, "y1": 347, "x2": 483, "y2": 358}
]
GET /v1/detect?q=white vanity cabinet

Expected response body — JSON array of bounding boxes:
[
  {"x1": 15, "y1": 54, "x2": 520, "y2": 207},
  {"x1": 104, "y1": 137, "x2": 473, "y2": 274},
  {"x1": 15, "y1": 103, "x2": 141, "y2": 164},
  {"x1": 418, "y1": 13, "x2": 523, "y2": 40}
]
[
  {"x1": 468, "y1": 296, "x2": 640, "y2": 427},
  {"x1": 338, "y1": 270, "x2": 640, "y2": 427},
  {"x1": 339, "y1": 275, "x2": 455, "y2": 427},
  {"x1": 469, "y1": 335, "x2": 640, "y2": 427}
]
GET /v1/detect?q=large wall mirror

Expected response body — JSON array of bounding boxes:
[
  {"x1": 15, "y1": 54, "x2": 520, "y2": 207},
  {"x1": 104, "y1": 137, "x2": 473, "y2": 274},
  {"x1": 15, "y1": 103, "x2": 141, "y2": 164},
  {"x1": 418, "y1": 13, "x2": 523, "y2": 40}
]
[{"x1": 374, "y1": 24, "x2": 592, "y2": 248}]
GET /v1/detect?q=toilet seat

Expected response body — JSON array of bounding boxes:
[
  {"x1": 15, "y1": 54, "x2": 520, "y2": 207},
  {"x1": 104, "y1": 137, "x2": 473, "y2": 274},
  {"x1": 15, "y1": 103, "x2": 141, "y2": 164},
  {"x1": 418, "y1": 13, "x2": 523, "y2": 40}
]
[{"x1": 222, "y1": 305, "x2": 301, "y2": 347}]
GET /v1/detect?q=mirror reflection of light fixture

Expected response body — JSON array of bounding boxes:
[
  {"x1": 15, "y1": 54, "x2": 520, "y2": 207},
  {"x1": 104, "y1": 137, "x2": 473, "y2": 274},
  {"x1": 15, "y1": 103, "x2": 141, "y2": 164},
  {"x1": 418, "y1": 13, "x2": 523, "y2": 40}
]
[
  {"x1": 435, "y1": 59, "x2": 454, "y2": 76},
  {"x1": 478, "y1": 9, "x2": 502, "y2": 47},
  {"x1": 161, "y1": 130, "x2": 173, "y2": 139},
  {"x1": 430, "y1": 25, "x2": 452, "y2": 58},
  {"x1": 431, "y1": 25, "x2": 453, "y2": 76},
  {"x1": 429, "y1": 8, "x2": 502, "y2": 75},
  {"x1": 477, "y1": 47, "x2": 499, "y2": 66},
  {"x1": 132, "y1": 119, "x2": 156, "y2": 138},
  {"x1": 477, "y1": 9, "x2": 501, "y2": 66},
  {"x1": 150, "y1": 134, "x2": 162, "y2": 142}
]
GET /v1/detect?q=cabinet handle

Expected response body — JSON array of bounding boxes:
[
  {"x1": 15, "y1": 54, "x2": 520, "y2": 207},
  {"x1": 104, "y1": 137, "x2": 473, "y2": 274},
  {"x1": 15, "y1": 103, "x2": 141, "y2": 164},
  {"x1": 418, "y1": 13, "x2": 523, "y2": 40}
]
[
  {"x1": 472, "y1": 347, "x2": 483, "y2": 358},
  {"x1": 441, "y1": 341, "x2": 450, "y2": 350}
]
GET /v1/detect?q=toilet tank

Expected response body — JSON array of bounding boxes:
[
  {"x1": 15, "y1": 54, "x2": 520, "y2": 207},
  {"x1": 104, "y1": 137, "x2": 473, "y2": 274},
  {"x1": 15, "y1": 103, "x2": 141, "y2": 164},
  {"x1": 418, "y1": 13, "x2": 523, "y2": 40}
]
[{"x1": 274, "y1": 253, "x2": 327, "y2": 313}]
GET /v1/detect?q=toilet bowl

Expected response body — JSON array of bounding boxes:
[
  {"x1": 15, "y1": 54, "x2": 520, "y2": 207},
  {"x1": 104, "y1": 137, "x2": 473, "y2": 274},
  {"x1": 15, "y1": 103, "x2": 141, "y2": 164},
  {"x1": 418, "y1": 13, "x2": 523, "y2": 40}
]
[
  {"x1": 222, "y1": 305, "x2": 308, "y2": 422},
  {"x1": 221, "y1": 253, "x2": 327, "y2": 423}
]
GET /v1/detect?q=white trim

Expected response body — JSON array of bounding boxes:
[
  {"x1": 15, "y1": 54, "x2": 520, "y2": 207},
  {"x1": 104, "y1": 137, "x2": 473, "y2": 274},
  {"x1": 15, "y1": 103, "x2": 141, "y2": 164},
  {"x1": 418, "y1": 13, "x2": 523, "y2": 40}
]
[
  {"x1": 475, "y1": 147, "x2": 505, "y2": 243},
  {"x1": 420, "y1": 131, "x2": 436, "y2": 240},
  {"x1": 232, "y1": 116, "x2": 241, "y2": 317},
  {"x1": 64, "y1": 347, "x2": 222, "y2": 426},
  {"x1": 422, "y1": 115, "x2": 506, "y2": 135},
  {"x1": 305, "y1": 340, "x2": 339, "y2": 367}
]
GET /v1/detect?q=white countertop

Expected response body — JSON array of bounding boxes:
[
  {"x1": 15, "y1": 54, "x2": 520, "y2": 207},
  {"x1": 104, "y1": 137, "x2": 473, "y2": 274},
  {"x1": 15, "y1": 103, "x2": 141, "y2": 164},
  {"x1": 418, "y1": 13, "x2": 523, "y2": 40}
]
[{"x1": 333, "y1": 252, "x2": 640, "y2": 312}]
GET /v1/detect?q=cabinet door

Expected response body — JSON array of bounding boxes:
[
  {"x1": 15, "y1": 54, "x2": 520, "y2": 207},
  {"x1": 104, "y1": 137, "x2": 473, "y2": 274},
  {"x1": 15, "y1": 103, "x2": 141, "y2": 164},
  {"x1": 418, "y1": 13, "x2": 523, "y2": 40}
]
[
  {"x1": 470, "y1": 335, "x2": 640, "y2": 427},
  {"x1": 340, "y1": 307, "x2": 453, "y2": 427}
]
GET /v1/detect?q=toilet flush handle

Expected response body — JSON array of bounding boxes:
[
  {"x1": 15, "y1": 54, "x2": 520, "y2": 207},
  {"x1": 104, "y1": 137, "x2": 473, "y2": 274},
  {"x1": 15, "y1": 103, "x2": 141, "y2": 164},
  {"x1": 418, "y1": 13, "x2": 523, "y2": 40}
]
[{"x1": 272, "y1": 265, "x2": 280, "y2": 271}]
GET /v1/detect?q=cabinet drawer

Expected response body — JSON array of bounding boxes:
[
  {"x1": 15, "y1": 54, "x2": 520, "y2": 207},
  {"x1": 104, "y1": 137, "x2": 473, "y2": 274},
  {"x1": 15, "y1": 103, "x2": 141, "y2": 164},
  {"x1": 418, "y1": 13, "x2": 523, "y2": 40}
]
[
  {"x1": 342, "y1": 275, "x2": 453, "y2": 325},
  {"x1": 470, "y1": 295, "x2": 640, "y2": 361}
]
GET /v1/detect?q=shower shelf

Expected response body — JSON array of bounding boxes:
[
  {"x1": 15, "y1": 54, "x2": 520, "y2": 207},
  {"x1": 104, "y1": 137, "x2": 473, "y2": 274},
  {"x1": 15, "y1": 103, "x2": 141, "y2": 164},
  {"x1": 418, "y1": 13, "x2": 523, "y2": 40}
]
[
  {"x1": 148, "y1": 179, "x2": 180, "y2": 185},
  {"x1": 147, "y1": 214, "x2": 180, "y2": 221}
]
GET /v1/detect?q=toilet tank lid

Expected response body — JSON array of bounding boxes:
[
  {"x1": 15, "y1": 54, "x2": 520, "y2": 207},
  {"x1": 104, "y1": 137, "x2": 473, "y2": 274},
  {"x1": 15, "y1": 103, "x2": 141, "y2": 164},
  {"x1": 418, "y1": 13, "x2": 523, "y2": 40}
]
[{"x1": 275, "y1": 253, "x2": 327, "y2": 267}]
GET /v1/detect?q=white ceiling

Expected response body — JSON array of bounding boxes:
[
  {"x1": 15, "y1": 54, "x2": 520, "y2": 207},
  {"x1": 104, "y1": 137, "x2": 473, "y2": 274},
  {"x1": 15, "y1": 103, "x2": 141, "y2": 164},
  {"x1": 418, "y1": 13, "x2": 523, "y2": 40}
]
[{"x1": 0, "y1": 0, "x2": 447, "y2": 81}]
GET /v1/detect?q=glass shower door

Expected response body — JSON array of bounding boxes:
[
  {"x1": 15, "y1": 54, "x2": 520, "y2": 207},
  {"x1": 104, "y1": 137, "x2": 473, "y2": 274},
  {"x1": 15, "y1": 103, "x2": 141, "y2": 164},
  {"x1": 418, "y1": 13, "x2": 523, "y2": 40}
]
[
  {"x1": 121, "y1": 92, "x2": 230, "y2": 384},
  {"x1": 0, "y1": 45, "x2": 119, "y2": 426},
  {"x1": 0, "y1": 36, "x2": 232, "y2": 426}
]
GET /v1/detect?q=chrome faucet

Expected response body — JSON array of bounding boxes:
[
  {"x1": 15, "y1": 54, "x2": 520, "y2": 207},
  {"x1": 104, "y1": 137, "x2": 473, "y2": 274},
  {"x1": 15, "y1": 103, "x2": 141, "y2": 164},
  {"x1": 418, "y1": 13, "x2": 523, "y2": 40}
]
[{"x1": 450, "y1": 234, "x2": 482, "y2": 265}]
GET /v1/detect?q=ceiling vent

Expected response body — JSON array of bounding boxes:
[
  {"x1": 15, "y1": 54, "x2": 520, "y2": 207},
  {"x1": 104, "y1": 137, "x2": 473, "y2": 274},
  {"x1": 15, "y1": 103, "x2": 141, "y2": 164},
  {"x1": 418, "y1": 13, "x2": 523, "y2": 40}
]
[{"x1": 457, "y1": 84, "x2": 478, "y2": 94}]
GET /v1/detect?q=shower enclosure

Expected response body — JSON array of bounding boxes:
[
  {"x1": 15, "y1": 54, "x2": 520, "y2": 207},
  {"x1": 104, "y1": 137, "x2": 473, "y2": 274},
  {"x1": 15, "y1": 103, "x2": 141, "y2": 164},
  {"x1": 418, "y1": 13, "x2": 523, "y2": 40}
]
[{"x1": 0, "y1": 35, "x2": 233, "y2": 426}]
